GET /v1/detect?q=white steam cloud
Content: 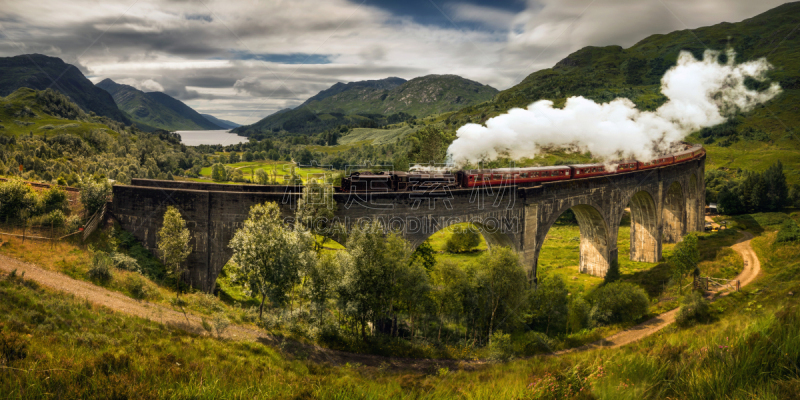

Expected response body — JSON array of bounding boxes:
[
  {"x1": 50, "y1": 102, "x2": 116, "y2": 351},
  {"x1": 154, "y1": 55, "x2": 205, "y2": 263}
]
[{"x1": 447, "y1": 50, "x2": 781, "y2": 166}]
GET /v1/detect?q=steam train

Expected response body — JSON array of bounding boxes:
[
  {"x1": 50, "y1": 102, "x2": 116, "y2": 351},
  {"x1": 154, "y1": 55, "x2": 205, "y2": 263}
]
[{"x1": 340, "y1": 144, "x2": 705, "y2": 192}]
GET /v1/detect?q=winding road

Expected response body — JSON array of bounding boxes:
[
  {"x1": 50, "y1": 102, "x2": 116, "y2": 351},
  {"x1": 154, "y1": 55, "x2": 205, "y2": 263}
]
[{"x1": 0, "y1": 229, "x2": 761, "y2": 369}]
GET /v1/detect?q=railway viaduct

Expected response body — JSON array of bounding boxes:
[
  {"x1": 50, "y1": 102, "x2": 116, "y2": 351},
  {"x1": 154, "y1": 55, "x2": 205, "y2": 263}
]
[{"x1": 110, "y1": 156, "x2": 705, "y2": 292}]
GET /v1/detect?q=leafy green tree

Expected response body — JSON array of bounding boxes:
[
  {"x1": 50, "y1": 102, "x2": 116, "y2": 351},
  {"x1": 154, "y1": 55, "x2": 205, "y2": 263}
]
[
  {"x1": 229, "y1": 202, "x2": 315, "y2": 318},
  {"x1": 567, "y1": 294, "x2": 591, "y2": 333},
  {"x1": 80, "y1": 180, "x2": 110, "y2": 217},
  {"x1": 229, "y1": 153, "x2": 240, "y2": 164},
  {"x1": 157, "y1": 206, "x2": 192, "y2": 298},
  {"x1": 406, "y1": 126, "x2": 455, "y2": 164},
  {"x1": 588, "y1": 282, "x2": 649, "y2": 326},
  {"x1": 211, "y1": 163, "x2": 227, "y2": 182},
  {"x1": 218, "y1": 154, "x2": 229, "y2": 164},
  {"x1": 0, "y1": 179, "x2": 37, "y2": 221},
  {"x1": 254, "y1": 169, "x2": 271, "y2": 185},
  {"x1": 668, "y1": 233, "x2": 700, "y2": 294},
  {"x1": 430, "y1": 261, "x2": 467, "y2": 341},
  {"x1": 336, "y1": 221, "x2": 412, "y2": 340},
  {"x1": 410, "y1": 240, "x2": 437, "y2": 270},
  {"x1": 445, "y1": 225, "x2": 481, "y2": 253},
  {"x1": 304, "y1": 252, "x2": 341, "y2": 323},
  {"x1": 295, "y1": 178, "x2": 337, "y2": 251},
  {"x1": 526, "y1": 275, "x2": 569, "y2": 335},
  {"x1": 764, "y1": 160, "x2": 788, "y2": 211},
  {"x1": 477, "y1": 247, "x2": 527, "y2": 342}
]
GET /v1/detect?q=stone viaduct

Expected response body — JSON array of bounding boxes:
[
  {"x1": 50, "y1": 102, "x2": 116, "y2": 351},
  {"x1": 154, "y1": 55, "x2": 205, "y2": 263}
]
[{"x1": 110, "y1": 155, "x2": 705, "y2": 292}]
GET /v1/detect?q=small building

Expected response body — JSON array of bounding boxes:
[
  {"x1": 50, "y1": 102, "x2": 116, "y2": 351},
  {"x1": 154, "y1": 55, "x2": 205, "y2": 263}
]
[{"x1": 706, "y1": 203, "x2": 718, "y2": 215}]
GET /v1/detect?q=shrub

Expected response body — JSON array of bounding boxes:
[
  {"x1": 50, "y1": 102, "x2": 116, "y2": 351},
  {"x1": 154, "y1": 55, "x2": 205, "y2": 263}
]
[
  {"x1": 517, "y1": 331, "x2": 556, "y2": 356},
  {"x1": 676, "y1": 292, "x2": 713, "y2": 327},
  {"x1": 87, "y1": 251, "x2": 113, "y2": 284},
  {"x1": 39, "y1": 187, "x2": 69, "y2": 213},
  {"x1": 65, "y1": 214, "x2": 83, "y2": 232},
  {"x1": 212, "y1": 312, "x2": 231, "y2": 338},
  {"x1": 777, "y1": 219, "x2": 800, "y2": 243},
  {"x1": 589, "y1": 282, "x2": 649, "y2": 326},
  {"x1": 0, "y1": 330, "x2": 28, "y2": 364},
  {"x1": 567, "y1": 295, "x2": 591, "y2": 333},
  {"x1": 445, "y1": 225, "x2": 481, "y2": 253},
  {"x1": 80, "y1": 180, "x2": 110, "y2": 217},
  {"x1": 0, "y1": 179, "x2": 36, "y2": 220},
  {"x1": 111, "y1": 252, "x2": 141, "y2": 273},
  {"x1": 488, "y1": 330, "x2": 514, "y2": 361},
  {"x1": 124, "y1": 275, "x2": 156, "y2": 300}
]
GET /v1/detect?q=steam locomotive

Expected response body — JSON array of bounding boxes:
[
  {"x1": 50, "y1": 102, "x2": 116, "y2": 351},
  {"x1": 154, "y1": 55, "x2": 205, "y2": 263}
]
[{"x1": 341, "y1": 144, "x2": 705, "y2": 192}]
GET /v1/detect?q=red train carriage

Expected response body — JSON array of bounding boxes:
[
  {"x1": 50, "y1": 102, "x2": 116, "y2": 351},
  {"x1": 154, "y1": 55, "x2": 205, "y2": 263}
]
[
  {"x1": 638, "y1": 155, "x2": 675, "y2": 170},
  {"x1": 613, "y1": 160, "x2": 638, "y2": 173},
  {"x1": 570, "y1": 164, "x2": 611, "y2": 179},
  {"x1": 456, "y1": 166, "x2": 570, "y2": 188}
]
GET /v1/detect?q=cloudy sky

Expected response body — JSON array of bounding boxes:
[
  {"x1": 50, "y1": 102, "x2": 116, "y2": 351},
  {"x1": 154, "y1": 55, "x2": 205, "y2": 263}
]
[{"x1": 0, "y1": 0, "x2": 791, "y2": 125}]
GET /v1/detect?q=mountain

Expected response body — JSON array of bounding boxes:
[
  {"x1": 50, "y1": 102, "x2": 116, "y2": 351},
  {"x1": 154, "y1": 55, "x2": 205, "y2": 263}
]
[
  {"x1": 233, "y1": 75, "x2": 497, "y2": 137},
  {"x1": 201, "y1": 114, "x2": 241, "y2": 129},
  {"x1": 97, "y1": 79, "x2": 222, "y2": 131},
  {"x1": 0, "y1": 54, "x2": 133, "y2": 125},
  {"x1": 438, "y1": 1, "x2": 800, "y2": 183}
]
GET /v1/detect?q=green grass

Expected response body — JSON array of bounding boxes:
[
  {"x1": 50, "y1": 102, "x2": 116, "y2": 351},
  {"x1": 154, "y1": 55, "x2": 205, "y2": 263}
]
[
  {"x1": 338, "y1": 125, "x2": 420, "y2": 146},
  {"x1": 198, "y1": 160, "x2": 333, "y2": 184},
  {"x1": 0, "y1": 88, "x2": 116, "y2": 138}
]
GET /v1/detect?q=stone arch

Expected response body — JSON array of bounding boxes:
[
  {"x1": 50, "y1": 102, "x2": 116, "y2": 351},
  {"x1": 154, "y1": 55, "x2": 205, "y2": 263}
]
[
  {"x1": 627, "y1": 190, "x2": 660, "y2": 262},
  {"x1": 404, "y1": 216, "x2": 518, "y2": 252},
  {"x1": 536, "y1": 204, "x2": 611, "y2": 278},
  {"x1": 662, "y1": 181, "x2": 685, "y2": 243}
]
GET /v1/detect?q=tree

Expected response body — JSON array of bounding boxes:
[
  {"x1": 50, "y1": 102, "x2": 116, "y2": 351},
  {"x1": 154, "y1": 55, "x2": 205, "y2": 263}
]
[
  {"x1": 80, "y1": 180, "x2": 111, "y2": 217},
  {"x1": 588, "y1": 282, "x2": 649, "y2": 326},
  {"x1": 336, "y1": 221, "x2": 412, "y2": 340},
  {"x1": 254, "y1": 169, "x2": 271, "y2": 185},
  {"x1": 477, "y1": 247, "x2": 527, "y2": 342},
  {"x1": 295, "y1": 178, "x2": 337, "y2": 251},
  {"x1": 304, "y1": 252, "x2": 341, "y2": 323},
  {"x1": 229, "y1": 202, "x2": 315, "y2": 318},
  {"x1": 567, "y1": 294, "x2": 590, "y2": 333},
  {"x1": 668, "y1": 233, "x2": 700, "y2": 294},
  {"x1": 229, "y1": 153, "x2": 240, "y2": 164},
  {"x1": 211, "y1": 163, "x2": 227, "y2": 182},
  {"x1": 445, "y1": 225, "x2": 482, "y2": 253},
  {"x1": 526, "y1": 275, "x2": 569, "y2": 335},
  {"x1": 410, "y1": 240, "x2": 437, "y2": 270},
  {"x1": 430, "y1": 261, "x2": 467, "y2": 341},
  {"x1": 406, "y1": 126, "x2": 455, "y2": 164},
  {"x1": 157, "y1": 206, "x2": 192, "y2": 298},
  {"x1": 764, "y1": 160, "x2": 789, "y2": 211}
]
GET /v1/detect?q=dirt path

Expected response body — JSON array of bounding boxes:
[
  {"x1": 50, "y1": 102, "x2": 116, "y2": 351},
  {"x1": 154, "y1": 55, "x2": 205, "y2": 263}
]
[
  {"x1": 556, "y1": 231, "x2": 760, "y2": 354},
  {"x1": 0, "y1": 231, "x2": 762, "y2": 369}
]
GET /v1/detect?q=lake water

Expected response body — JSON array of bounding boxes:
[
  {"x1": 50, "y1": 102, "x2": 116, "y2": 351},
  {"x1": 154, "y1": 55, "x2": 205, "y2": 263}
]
[{"x1": 176, "y1": 130, "x2": 248, "y2": 146}]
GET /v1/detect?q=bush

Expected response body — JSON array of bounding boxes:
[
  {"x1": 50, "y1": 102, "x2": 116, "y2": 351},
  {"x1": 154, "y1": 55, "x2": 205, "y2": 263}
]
[
  {"x1": 589, "y1": 282, "x2": 650, "y2": 326},
  {"x1": 567, "y1": 295, "x2": 591, "y2": 333},
  {"x1": 0, "y1": 179, "x2": 36, "y2": 221},
  {"x1": 488, "y1": 330, "x2": 514, "y2": 361},
  {"x1": 80, "y1": 180, "x2": 110, "y2": 217},
  {"x1": 124, "y1": 275, "x2": 157, "y2": 300},
  {"x1": 39, "y1": 187, "x2": 68, "y2": 213},
  {"x1": 65, "y1": 214, "x2": 83, "y2": 232},
  {"x1": 0, "y1": 330, "x2": 28, "y2": 364},
  {"x1": 777, "y1": 219, "x2": 800, "y2": 243},
  {"x1": 87, "y1": 252, "x2": 113, "y2": 284},
  {"x1": 517, "y1": 331, "x2": 556, "y2": 356},
  {"x1": 676, "y1": 292, "x2": 713, "y2": 327},
  {"x1": 445, "y1": 225, "x2": 481, "y2": 253},
  {"x1": 111, "y1": 252, "x2": 140, "y2": 273}
]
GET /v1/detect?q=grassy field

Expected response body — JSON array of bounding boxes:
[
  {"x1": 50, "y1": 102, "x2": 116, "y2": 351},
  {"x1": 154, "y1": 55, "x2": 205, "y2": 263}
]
[
  {"x1": 198, "y1": 160, "x2": 334, "y2": 184},
  {"x1": 1, "y1": 212, "x2": 799, "y2": 398},
  {"x1": 338, "y1": 125, "x2": 419, "y2": 146}
]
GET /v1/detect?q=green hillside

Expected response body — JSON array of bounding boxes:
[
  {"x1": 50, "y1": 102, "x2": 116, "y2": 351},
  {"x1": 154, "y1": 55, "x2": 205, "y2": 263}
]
[
  {"x1": 97, "y1": 79, "x2": 222, "y2": 131},
  {"x1": 0, "y1": 54, "x2": 133, "y2": 126},
  {"x1": 438, "y1": 2, "x2": 800, "y2": 182},
  {"x1": 233, "y1": 75, "x2": 497, "y2": 138},
  {"x1": 200, "y1": 113, "x2": 241, "y2": 129},
  {"x1": 0, "y1": 88, "x2": 117, "y2": 138}
]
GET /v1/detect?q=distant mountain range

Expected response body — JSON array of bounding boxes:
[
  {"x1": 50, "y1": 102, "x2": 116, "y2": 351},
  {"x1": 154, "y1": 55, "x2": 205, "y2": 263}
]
[
  {"x1": 200, "y1": 114, "x2": 241, "y2": 130},
  {"x1": 97, "y1": 79, "x2": 223, "y2": 131},
  {"x1": 233, "y1": 74, "x2": 497, "y2": 137},
  {"x1": 0, "y1": 54, "x2": 134, "y2": 125}
]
